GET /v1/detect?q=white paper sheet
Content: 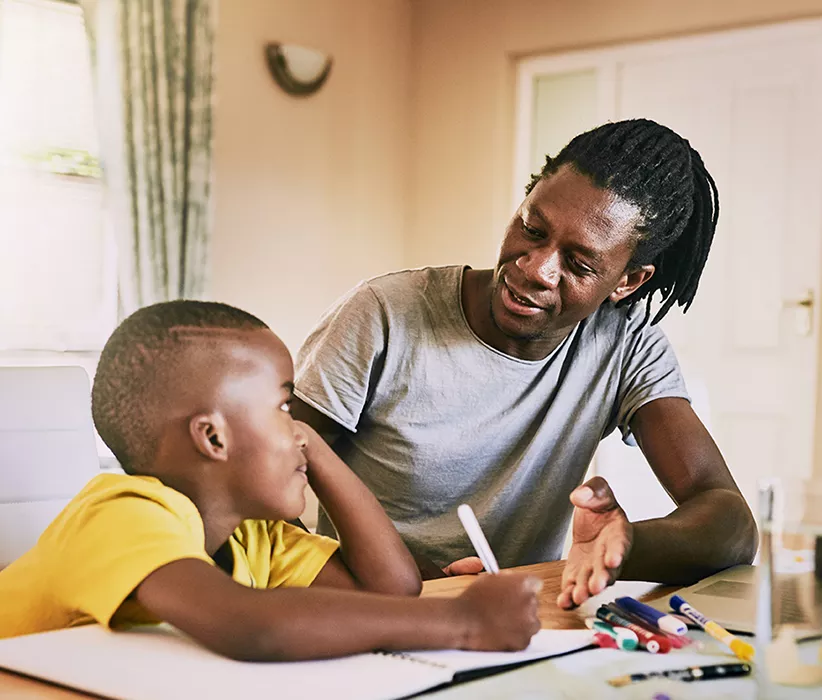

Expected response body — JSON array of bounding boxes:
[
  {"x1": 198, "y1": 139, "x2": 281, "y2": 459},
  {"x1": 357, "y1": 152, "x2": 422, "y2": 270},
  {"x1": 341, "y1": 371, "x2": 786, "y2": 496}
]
[{"x1": 0, "y1": 624, "x2": 592, "y2": 700}]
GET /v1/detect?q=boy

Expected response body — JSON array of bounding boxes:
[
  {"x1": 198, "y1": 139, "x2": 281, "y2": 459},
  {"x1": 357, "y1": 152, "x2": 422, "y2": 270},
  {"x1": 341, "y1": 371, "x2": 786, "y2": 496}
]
[{"x1": 0, "y1": 301, "x2": 541, "y2": 660}]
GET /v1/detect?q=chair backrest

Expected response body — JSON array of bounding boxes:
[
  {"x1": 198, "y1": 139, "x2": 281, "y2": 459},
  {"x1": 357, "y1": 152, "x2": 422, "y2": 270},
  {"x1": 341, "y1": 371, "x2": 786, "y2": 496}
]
[{"x1": 0, "y1": 366, "x2": 100, "y2": 568}]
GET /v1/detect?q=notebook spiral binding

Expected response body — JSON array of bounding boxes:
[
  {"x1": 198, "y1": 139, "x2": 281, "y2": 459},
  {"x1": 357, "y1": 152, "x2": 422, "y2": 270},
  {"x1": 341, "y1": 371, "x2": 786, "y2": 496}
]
[{"x1": 374, "y1": 650, "x2": 449, "y2": 670}]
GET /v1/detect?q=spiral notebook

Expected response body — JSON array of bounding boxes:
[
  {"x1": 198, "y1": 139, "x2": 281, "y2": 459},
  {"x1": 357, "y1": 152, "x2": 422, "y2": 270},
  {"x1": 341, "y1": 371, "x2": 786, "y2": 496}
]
[{"x1": 0, "y1": 624, "x2": 592, "y2": 700}]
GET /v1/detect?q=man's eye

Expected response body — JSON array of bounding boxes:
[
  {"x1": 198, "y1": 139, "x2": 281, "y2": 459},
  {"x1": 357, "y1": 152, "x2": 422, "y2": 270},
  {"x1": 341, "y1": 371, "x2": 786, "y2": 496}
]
[
  {"x1": 280, "y1": 401, "x2": 292, "y2": 413},
  {"x1": 568, "y1": 258, "x2": 593, "y2": 276},
  {"x1": 522, "y1": 221, "x2": 544, "y2": 238}
]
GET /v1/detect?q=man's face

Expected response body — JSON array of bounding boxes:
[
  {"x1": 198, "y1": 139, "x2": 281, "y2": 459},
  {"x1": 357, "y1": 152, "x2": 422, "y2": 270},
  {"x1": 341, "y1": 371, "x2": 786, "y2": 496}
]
[
  {"x1": 219, "y1": 331, "x2": 308, "y2": 521},
  {"x1": 491, "y1": 165, "x2": 643, "y2": 342}
]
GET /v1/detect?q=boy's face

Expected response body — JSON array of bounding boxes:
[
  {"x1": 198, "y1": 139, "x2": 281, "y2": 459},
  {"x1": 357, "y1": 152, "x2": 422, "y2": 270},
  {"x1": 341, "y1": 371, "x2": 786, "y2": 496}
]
[{"x1": 219, "y1": 330, "x2": 308, "y2": 521}]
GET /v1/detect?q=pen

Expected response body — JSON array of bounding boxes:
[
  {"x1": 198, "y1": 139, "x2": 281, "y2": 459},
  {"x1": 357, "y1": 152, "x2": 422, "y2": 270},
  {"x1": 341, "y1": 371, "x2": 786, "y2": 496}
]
[
  {"x1": 457, "y1": 503, "x2": 500, "y2": 574},
  {"x1": 596, "y1": 606, "x2": 671, "y2": 653},
  {"x1": 607, "y1": 661, "x2": 752, "y2": 687},
  {"x1": 615, "y1": 596, "x2": 687, "y2": 635},
  {"x1": 669, "y1": 595, "x2": 755, "y2": 662}
]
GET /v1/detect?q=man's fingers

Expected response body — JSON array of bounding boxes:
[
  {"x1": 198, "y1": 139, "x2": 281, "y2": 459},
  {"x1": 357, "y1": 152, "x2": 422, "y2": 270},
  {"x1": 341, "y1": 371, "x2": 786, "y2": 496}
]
[
  {"x1": 556, "y1": 583, "x2": 575, "y2": 610},
  {"x1": 603, "y1": 531, "x2": 629, "y2": 570},
  {"x1": 569, "y1": 476, "x2": 619, "y2": 513},
  {"x1": 571, "y1": 565, "x2": 594, "y2": 606},
  {"x1": 587, "y1": 561, "x2": 611, "y2": 596},
  {"x1": 443, "y1": 556, "x2": 485, "y2": 576},
  {"x1": 560, "y1": 562, "x2": 578, "y2": 590}
]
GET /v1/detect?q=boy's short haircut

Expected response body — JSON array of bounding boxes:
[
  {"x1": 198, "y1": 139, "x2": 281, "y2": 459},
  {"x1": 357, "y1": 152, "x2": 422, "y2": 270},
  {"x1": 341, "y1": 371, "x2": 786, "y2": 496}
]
[{"x1": 92, "y1": 300, "x2": 268, "y2": 474}]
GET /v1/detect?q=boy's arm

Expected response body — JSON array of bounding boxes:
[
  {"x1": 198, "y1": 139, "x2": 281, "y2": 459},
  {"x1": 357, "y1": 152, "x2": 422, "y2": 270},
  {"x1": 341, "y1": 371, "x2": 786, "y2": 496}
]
[
  {"x1": 298, "y1": 421, "x2": 421, "y2": 596},
  {"x1": 134, "y1": 558, "x2": 542, "y2": 661},
  {"x1": 291, "y1": 398, "x2": 344, "y2": 446}
]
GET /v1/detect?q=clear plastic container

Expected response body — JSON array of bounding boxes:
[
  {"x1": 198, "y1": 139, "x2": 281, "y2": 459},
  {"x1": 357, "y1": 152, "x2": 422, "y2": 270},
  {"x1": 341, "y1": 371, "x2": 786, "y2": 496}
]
[{"x1": 757, "y1": 478, "x2": 822, "y2": 687}]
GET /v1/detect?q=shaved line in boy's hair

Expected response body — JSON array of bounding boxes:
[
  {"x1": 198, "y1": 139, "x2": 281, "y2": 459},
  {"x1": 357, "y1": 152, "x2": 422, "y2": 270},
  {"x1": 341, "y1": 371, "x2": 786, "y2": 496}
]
[{"x1": 92, "y1": 300, "x2": 269, "y2": 475}]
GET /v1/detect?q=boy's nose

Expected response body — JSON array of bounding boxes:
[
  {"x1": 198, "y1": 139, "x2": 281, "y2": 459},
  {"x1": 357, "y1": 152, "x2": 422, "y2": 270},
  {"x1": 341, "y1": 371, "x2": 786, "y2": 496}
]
[{"x1": 292, "y1": 422, "x2": 308, "y2": 450}]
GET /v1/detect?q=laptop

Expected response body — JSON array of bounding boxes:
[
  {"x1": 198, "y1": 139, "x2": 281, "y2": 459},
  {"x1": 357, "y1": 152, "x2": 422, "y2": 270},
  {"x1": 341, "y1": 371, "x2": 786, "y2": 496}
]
[{"x1": 649, "y1": 564, "x2": 821, "y2": 637}]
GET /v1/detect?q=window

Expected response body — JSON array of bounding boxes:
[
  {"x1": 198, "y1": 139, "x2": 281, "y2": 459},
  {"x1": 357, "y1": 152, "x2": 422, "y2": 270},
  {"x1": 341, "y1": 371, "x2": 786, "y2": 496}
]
[
  {"x1": 0, "y1": 0, "x2": 117, "y2": 466},
  {"x1": 0, "y1": 0, "x2": 116, "y2": 355}
]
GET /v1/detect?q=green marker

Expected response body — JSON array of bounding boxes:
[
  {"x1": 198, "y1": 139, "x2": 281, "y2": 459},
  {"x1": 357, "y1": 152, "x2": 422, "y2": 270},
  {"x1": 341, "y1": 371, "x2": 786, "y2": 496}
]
[{"x1": 586, "y1": 618, "x2": 638, "y2": 650}]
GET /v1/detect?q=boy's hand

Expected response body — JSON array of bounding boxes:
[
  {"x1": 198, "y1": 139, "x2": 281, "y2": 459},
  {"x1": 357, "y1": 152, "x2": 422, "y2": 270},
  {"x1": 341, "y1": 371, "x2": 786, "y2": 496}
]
[{"x1": 454, "y1": 573, "x2": 542, "y2": 651}]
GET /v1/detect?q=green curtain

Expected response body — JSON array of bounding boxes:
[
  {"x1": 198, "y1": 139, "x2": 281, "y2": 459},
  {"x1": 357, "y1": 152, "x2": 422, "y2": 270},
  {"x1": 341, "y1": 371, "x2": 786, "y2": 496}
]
[{"x1": 81, "y1": 0, "x2": 216, "y2": 316}]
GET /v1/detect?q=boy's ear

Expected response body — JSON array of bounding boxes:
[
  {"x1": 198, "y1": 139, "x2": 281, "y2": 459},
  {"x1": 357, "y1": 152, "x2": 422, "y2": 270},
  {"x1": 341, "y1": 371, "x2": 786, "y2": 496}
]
[
  {"x1": 610, "y1": 264, "x2": 655, "y2": 303},
  {"x1": 189, "y1": 412, "x2": 230, "y2": 462}
]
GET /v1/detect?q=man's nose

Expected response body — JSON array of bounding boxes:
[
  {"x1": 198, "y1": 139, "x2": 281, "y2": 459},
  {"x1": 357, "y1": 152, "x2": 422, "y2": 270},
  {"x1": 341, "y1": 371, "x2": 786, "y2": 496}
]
[{"x1": 516, "y1": 249, "x2": 560, "y2": 289}]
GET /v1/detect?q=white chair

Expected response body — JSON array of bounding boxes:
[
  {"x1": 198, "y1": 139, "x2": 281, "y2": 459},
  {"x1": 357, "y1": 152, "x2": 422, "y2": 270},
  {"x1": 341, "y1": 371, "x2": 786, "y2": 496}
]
[{"x1": 0, "y1": 366, "x2": 100, "y2": 568}]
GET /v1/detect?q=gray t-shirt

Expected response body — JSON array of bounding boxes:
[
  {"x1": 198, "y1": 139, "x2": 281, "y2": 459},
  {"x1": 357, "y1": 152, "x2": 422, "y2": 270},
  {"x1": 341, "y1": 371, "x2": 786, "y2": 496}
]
[{"x1": 295, "y1": 265, "x2": 688, "y2": 568}]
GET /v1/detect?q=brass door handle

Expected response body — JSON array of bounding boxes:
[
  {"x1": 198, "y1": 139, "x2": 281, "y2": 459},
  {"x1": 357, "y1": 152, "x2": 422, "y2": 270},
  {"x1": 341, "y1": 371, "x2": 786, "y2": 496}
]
[{"x1": 782, "y1": 290, "x2": 814, "y2": 309}]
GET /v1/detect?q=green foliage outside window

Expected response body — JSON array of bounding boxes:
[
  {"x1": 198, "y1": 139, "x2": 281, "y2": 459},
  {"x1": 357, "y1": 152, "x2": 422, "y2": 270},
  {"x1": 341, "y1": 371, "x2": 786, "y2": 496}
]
[{"x1": 24, "y1": 147, "x2": 102, "y2": 178}]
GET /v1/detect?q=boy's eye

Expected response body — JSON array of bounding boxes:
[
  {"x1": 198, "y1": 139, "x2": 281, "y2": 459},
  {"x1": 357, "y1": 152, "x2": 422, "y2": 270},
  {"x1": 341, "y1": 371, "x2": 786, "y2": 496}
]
[{"x1": 280, "y1": 401, "x2": 292, "y2": 413}]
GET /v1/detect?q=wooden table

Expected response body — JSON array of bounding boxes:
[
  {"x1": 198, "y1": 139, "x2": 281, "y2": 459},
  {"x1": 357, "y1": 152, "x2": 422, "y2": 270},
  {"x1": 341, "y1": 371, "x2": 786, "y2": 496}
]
[
  {"x1": 421, "y1": 560, "x2": 589, "y2": 629},
  {"x1": 0, "y1": 561, "x2": 657, "y2": 698}
]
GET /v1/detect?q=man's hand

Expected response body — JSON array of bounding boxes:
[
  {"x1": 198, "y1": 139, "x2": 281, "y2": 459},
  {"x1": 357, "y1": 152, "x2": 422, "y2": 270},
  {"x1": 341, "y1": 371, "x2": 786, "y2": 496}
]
[
  {"x1": 443, "y1": 556, "x2": 485, "y2": 576},
  {"x1": 557, "y1": 477, "x2": 633, "y2": 610}
]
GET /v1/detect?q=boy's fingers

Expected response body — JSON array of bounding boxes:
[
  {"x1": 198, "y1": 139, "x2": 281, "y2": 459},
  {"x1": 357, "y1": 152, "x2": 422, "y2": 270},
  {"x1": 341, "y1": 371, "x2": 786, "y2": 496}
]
[{"x1": 522, "y1": 575, "x2": 543, "y2": 594}]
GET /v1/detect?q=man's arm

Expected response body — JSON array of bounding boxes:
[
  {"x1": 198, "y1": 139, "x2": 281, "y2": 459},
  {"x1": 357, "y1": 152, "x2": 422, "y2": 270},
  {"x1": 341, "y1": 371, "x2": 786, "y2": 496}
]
[
  {"x1": 623, "y1": 397, "x2": 757, "y2": 580},
  {"x1": 297, "y1": 421, "x2": 422, "y2": 596},
  {"x1": 134, "y1": 558, "x2": 543, "y2": 661},
  {"x1": 558, "y1": 397, "x2": 757, "y2": 608}
]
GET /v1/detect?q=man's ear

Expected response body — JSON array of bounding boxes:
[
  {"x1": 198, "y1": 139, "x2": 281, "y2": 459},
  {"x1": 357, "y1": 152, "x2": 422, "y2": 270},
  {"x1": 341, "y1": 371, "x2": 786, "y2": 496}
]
[
  {"x1": 189, "y1": 412, "x2": 230, "y2": 462},
  {"x1": 610, "y1": 264, "x2": 655, "y2": 303}
]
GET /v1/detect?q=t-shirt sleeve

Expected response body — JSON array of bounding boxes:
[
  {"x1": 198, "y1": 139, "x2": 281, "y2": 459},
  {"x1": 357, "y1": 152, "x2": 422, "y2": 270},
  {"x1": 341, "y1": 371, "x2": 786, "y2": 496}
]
[
  {"x1": 266, "y1": 521, "x2": 339, "y2": 588},
  {"x1": 294, "y1": 281, "x2": 388, "y2": 432},
  {"x1": 615, "y1": 315, "x2": 690, "y2": 444},
  {"x1": 52, "y1": 491, "x2": 212, "y2": 628}
]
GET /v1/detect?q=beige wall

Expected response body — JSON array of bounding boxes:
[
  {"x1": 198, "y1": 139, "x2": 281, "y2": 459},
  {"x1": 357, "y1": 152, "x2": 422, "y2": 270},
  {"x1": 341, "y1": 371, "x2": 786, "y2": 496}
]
[
  {"x1": 213, "y1": 0, "x2": 822, "y2": 350},
  {"x1": 408, "y1": 0, "x2": 822, "y2": 270},
  {"x1": 211, "y1": 0, "x2": 412, "y2": 354}
]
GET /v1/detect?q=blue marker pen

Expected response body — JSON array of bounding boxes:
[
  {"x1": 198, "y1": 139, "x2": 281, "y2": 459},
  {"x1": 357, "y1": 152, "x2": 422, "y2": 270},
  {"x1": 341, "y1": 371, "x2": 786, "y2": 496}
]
[{"x1": 615, "y1": 596, "x2": 687, "y2": 636}]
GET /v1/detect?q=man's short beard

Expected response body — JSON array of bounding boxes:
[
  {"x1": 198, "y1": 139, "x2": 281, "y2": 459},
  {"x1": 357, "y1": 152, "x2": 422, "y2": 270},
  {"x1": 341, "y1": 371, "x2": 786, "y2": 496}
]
[{"x1": 488, "y1": 293, "x2": 555, "y2": 342}]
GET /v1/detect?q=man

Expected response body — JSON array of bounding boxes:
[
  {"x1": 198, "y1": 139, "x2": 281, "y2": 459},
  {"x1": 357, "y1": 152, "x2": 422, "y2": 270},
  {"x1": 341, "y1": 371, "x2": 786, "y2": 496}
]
[{"x1": 292, "y1": 119, "x2": 757, "y2": 609}]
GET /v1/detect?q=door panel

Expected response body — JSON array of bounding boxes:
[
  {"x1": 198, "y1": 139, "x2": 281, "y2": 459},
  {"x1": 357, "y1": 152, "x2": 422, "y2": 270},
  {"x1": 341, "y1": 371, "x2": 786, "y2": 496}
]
[{"x1": 523, "y1": 24, "x2": 822, "y2": 520}]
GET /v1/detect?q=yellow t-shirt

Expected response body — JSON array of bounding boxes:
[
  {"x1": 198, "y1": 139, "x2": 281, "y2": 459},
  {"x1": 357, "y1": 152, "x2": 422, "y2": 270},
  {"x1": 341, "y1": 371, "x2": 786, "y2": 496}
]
[{"x1": 0, "y1": 474, "x2": 339, "y2": 639}]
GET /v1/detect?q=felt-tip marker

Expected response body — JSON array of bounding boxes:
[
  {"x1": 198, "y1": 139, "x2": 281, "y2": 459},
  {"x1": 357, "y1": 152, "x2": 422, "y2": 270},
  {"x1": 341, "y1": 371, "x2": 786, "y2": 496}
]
[
  {"x1": 669, "y1": 595, "x2": 754, "y2": 662},
  {"x1": 596, "y1": 606, "x2": 671, "y2": 654},
  {"x1": 615, "y1": 596, "x2": 688, "y2": 636}
]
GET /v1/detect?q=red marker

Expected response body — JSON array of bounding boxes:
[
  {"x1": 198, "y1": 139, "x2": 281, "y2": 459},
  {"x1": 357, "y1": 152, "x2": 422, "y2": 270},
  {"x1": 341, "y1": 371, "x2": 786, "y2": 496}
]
[
  {"x1": 595, "y1": 606, "x2": 671, "y2": 654},
  {"x1": 592, "y1": 632, "x2": 618, "y2": 649}
]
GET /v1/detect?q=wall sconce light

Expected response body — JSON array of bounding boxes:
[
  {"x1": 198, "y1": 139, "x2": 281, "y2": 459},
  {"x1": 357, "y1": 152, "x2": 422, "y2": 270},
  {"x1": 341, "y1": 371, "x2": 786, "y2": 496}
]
[{"x1": 265, "y1": 43, "x2": 333, "y2": 97}]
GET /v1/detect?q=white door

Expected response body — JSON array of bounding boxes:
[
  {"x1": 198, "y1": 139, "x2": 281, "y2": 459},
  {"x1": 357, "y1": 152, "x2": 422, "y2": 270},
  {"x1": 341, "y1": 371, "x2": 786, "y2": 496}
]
[{"x1": 515, "y1": 20, "x2": 822, "y2": 522}]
